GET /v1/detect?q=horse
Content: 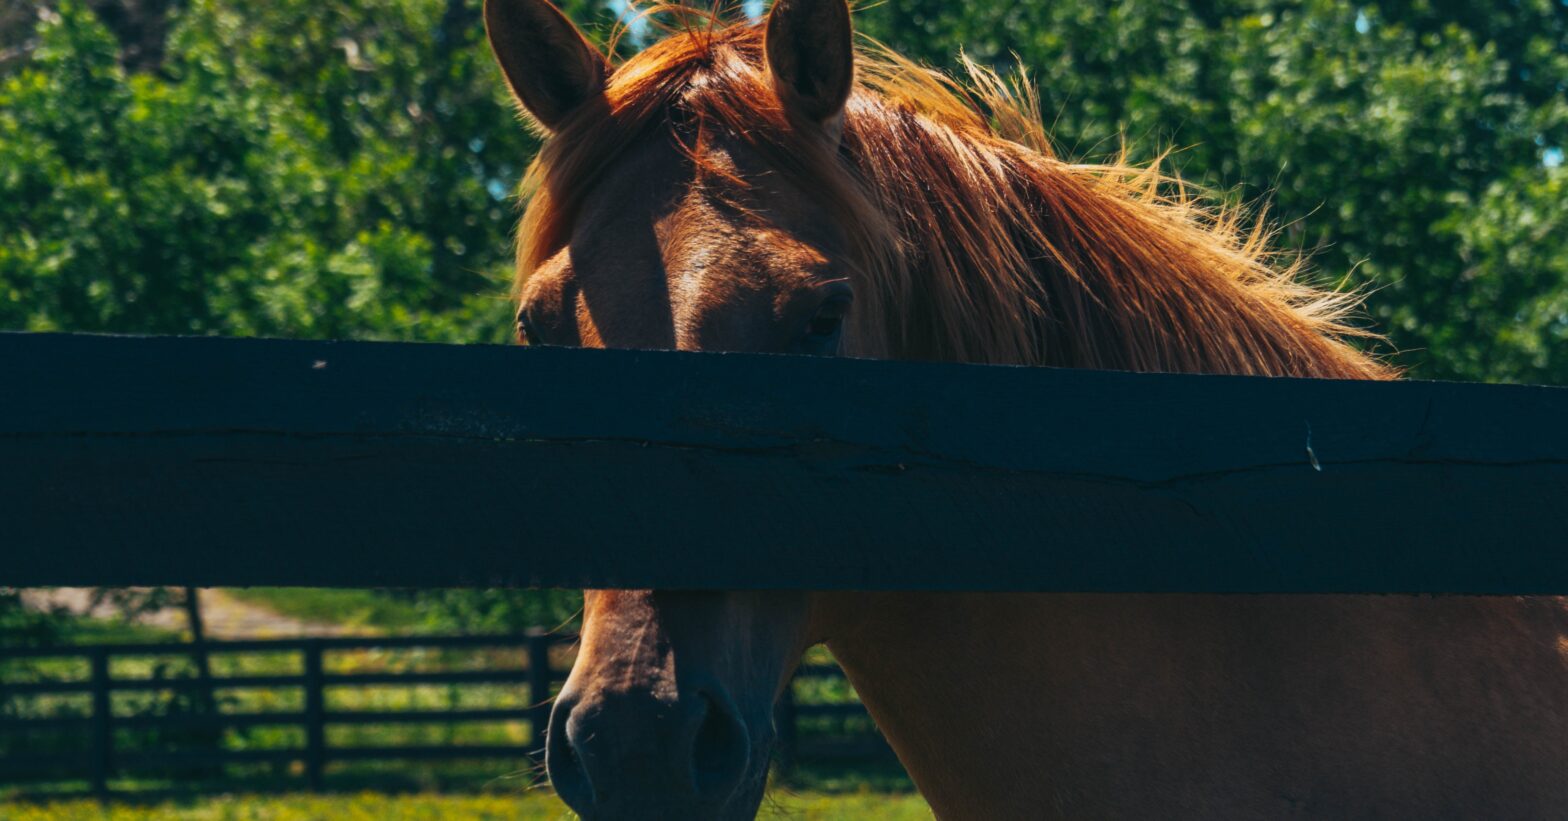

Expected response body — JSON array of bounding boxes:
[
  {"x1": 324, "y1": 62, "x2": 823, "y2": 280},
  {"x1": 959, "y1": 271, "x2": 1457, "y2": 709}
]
[{"x1": 481, "y1": 0, "x2": 1568, "y2": 817}]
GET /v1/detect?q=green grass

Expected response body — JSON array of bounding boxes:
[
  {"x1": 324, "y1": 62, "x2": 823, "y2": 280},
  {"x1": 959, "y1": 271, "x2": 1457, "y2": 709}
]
[
  {"x1": 5, "y1": 610, "x2": 184, "y2": 647},
  {"x1": 779, "y1": 761, "x2": 914, "y2": 795},
  {"x1": 220, "y1": 589, "x2": 427, "y2": 632},
  {"x1": 0, "y1": 791, "x2": 933, "y2": 819},
  {"x1": 51, "y1": 620, "x2": 182, "y2": 645}
]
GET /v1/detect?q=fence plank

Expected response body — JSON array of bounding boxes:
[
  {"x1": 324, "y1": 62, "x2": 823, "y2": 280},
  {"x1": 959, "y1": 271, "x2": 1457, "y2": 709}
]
[
  {"x1": 526, "y1": 635, "x2": 553, "y2": 760},
  {"x1": 4, "y1": 332, "x2": 1568, "y2": 593},
  {"x1": 88, "y1": 648, "x2": 111, "y2": 802},
  {"x1": 302, "y1": 641, "x2": 325, "y2": 792},
  {"x1": 0, "y1": 634, "x2": 545, "y2": 660},
  {"x1": 3, "y1": 674, "x2": 303, "y2": 695}
]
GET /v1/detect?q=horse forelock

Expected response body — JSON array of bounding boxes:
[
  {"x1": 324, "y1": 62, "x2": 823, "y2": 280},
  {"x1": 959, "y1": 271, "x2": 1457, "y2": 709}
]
[{"x1": 515, "y1": 13, "x2": 1395, "y2": 380}]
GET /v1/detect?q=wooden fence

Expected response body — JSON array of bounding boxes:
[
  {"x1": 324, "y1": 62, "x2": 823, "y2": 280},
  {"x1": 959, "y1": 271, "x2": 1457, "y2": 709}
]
[
  {"x1": 0, "y1": 634, "x2": 881, "y2": 799},
  {"x1": 4, "y1": 332, "x2": 1567, "y2": 593},
  {"x1": 2, "y1": 330, "x2": 1567, "y2": 799}
]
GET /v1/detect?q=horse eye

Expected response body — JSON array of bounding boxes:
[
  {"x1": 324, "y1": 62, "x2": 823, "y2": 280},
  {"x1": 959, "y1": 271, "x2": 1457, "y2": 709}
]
[
  {"x1": 809, "y1": 298, "x2": 850, "y2": 336},
  {"x1": 516, "y1": 312, "x2": 536, "y2": 346},
  {"x1": 809, "y1": 312, "x2": 843, "y2": 338},
  {"x1": 797, "y1": 295, "x2": 851, "y2": 355}
]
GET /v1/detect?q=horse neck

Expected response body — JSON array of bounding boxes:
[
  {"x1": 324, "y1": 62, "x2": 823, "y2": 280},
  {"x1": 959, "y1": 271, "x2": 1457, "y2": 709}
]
[
  {"x1": 815, "y1": 592, "x2": 1568, "y2": 818},
  {"x1": 816, "y1": 592, "x2": 1064, "y2": 817}
]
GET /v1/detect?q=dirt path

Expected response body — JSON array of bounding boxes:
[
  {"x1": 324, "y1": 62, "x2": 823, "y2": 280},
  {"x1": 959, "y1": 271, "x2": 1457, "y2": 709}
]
[{"x1": 19, "y1": 588, "x2": 354, "y2": 639}]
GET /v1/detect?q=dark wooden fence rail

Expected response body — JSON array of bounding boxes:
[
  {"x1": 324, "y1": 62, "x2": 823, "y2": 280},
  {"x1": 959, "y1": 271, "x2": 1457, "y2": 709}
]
[
  {"x1": 5, "y1": 332, "x2": 1568, "y2": 594},
  {"x1": 0, "y1": 635, "x2": 878, "y2": 799}
]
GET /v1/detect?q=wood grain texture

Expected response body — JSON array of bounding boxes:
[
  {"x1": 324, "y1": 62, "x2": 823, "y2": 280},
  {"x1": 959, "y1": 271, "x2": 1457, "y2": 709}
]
[{"x1": 3, "y1": 332, "x2": 1566, "y2": 592}]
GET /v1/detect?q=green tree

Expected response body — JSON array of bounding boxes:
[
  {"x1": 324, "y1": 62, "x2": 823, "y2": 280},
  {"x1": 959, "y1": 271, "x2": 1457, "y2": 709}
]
[{"x1": 1, "y1": 0, "x2": 590, "y2": 341}]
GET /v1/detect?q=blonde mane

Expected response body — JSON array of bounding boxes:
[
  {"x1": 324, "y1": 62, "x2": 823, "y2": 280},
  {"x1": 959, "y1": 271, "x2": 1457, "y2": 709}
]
[{"x1": 516, "y1": 15, "x2": 1393, "y2": 380}]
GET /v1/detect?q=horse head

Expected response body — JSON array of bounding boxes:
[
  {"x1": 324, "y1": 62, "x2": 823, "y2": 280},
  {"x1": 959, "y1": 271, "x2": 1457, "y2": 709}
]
[{"x1": 485, "y1": 0, "x2": 861, "y2": 817}]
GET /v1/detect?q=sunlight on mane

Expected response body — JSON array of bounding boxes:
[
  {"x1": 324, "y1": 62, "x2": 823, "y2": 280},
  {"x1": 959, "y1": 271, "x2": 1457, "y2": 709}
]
[{"x1": 515, "y1": 6, "x2": 1394, "y2": 380}]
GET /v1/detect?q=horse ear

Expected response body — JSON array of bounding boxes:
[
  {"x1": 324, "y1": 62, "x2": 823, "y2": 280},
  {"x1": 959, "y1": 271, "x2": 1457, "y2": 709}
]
[
  {"x1": 764, "y1": 0, "x2": 854, "y2": 125},
  {"x1": 484, "y1": 0, "x2": 609, "y2": 131}
]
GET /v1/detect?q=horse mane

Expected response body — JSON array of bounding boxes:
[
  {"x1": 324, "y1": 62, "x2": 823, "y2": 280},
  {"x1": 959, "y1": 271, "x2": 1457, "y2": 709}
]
[{"x1": 516, "y1": 12, "x2": 1394, "y2": 380}]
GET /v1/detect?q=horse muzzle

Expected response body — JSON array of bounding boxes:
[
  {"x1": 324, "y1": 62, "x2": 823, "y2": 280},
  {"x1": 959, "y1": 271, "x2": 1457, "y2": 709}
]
[{"x1": 545, "y1": 679, "x2": 766, "y2": 819}]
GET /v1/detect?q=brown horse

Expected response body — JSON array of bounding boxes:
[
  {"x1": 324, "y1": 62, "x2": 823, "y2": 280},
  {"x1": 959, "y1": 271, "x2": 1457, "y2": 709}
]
[{"x1": 483, "y1": 1, "x2": 1568, "y2": 817}]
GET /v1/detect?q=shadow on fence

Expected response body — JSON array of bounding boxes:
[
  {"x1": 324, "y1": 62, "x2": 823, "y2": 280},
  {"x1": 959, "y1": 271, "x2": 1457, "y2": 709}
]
[{"x1": 0, "y1": 633, "x2": 891, "y2": 800}]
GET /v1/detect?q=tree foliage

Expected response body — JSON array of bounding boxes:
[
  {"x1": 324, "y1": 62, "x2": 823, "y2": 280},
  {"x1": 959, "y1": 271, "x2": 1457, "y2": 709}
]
[{"x1": 2, "y1": 0, "x2": 536, "y2": 341}]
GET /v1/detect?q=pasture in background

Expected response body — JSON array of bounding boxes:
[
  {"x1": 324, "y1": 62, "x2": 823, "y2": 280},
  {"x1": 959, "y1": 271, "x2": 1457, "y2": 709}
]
[{"x1": 0, "y1": 593, "x2": 899, "y2": 802}]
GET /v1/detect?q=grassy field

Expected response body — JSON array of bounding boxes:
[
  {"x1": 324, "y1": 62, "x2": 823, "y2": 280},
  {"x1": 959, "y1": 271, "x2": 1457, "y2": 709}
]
[{"x1": 1, "y1": 791, "x2": 933, "y2": 820}]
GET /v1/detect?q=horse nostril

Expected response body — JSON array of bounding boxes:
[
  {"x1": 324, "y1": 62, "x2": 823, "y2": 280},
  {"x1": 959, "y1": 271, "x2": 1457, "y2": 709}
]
[
  {"x1": 544, "y1": 696, "x2": 594, "y2": 814},
  {"x1": 545, "y1": 686, "x2": 753, "y2": 814},
  {"x1": 691, "y1": 690, "x2": 750, "y2": 803}
]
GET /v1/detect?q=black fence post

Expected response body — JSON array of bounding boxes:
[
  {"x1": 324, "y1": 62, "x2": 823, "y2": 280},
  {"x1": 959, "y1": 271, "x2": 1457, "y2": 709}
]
[
  {"x1": 88, "y1": 647, "x2": 112, "y2": 803},
  {"x1": 526, "y1": 632, "x2": 554, "y2": 762},
  {"x1": 302, "y1": 639, "x2": 325, "y2": 792},
  {"x1": 773, "y1": 676, "x2": 797, "y2": 776}
]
